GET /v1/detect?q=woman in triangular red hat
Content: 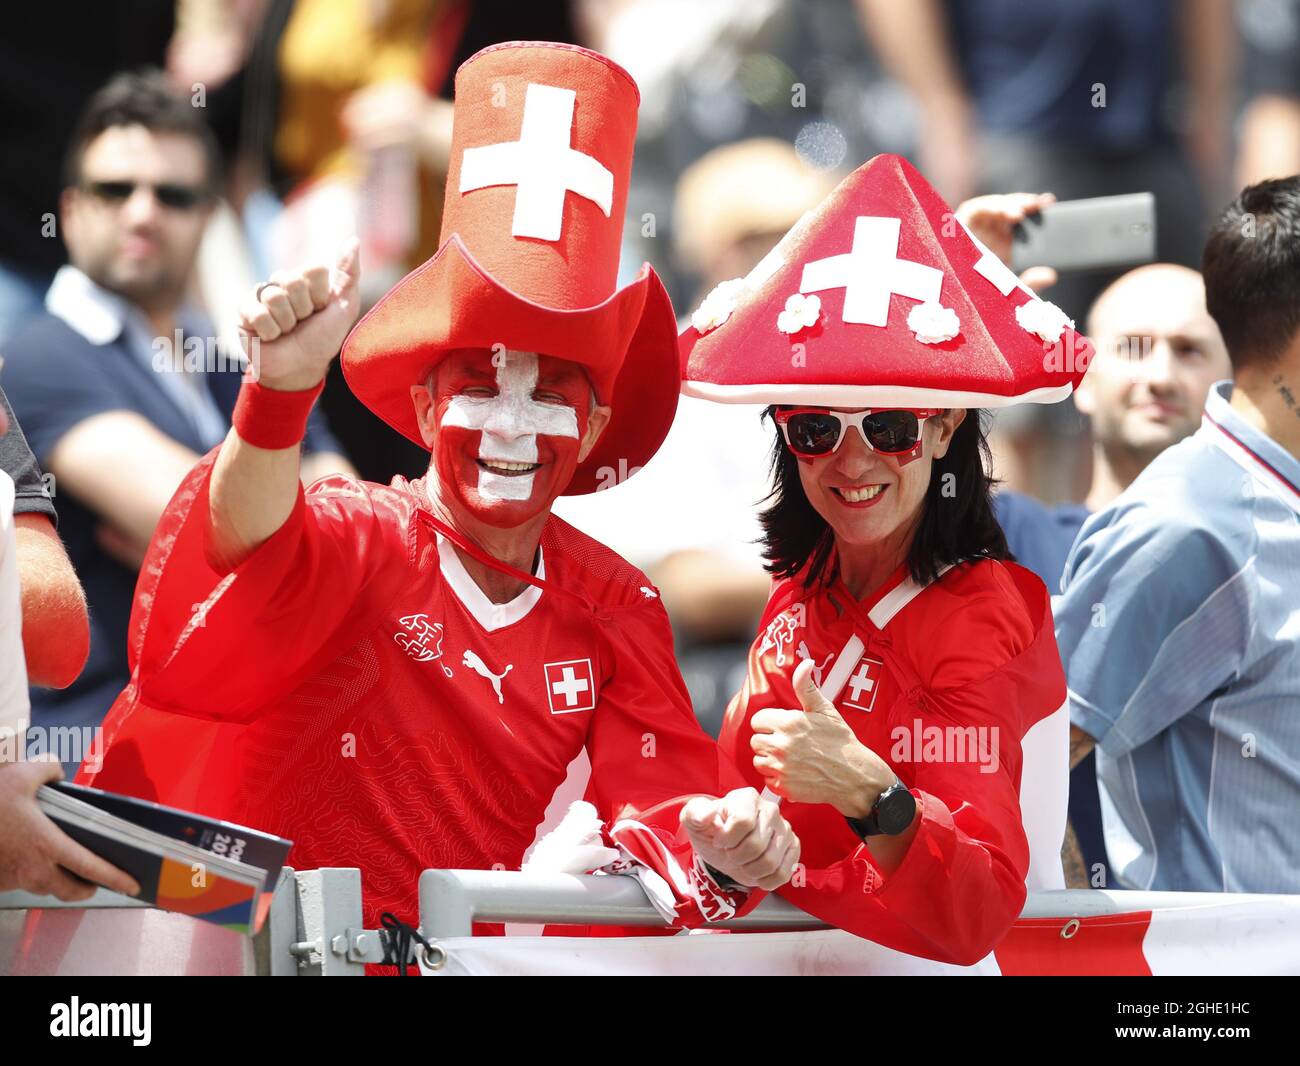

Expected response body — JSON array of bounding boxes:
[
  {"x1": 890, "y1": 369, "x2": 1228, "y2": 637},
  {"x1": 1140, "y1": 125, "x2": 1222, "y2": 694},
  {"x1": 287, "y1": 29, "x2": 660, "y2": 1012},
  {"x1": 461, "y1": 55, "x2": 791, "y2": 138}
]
[
  {"x1": 680, "y1": 153, "x2": 1092, "y2": 965},
  {"x1": 77, "y1": 41, "x2": 799, "y2": 940}
]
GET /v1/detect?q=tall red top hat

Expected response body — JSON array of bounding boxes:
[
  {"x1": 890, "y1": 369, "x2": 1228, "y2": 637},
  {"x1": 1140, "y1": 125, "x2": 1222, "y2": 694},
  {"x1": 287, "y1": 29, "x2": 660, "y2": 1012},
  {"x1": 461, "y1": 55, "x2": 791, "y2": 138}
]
[
  {"x1": 342, "y1": 41, "x2": 678, "y2": 495},
  {"x1": 679, "y1": 154, "x2": 1093, "y2": 407}
]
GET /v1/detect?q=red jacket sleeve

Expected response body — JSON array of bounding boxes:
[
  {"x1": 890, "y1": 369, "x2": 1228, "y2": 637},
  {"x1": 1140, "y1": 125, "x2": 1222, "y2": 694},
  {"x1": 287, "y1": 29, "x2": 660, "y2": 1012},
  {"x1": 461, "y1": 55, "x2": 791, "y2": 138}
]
[
  {"x1": 127, "y1": 451, "x2": 400, "y2": 722},
  {"x1": 583, "y1": 594, "x2": 760, "y2": 926},
  {"x1": 778, "y1": 693, "x2": 1032, "y2": 967}
]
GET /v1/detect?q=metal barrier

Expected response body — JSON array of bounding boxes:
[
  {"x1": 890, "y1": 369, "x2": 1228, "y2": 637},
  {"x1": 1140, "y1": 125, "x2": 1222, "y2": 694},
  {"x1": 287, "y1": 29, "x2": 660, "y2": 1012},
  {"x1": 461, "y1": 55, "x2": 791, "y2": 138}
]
[
  {"x1": 418, "y1": 869, "x2": 828, "y2": 938},
  {"x1": 6, "y1": 869, "x2": 1300, "y2": 975}
]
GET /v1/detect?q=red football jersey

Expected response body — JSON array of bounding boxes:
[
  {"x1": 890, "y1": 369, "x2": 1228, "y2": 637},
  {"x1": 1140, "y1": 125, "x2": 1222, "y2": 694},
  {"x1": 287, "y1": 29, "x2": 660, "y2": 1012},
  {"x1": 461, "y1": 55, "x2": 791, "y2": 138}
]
[
  {"x1": 81, "y1": 455, "x2": 744, "y2": 930},
  {"x1": 719, "y1": 558, "x2": 1068, "y2": 966}
]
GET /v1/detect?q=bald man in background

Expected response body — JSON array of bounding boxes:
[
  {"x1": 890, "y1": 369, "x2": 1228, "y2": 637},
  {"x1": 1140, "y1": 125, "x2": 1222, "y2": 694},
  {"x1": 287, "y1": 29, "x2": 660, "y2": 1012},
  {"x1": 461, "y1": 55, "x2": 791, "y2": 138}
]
[
  {"x1": 996, "y1": 263, "x2": 1231, "y2": 590},
  {"x1": 1075, "y1": 264, "x2": 1232, "y2": 513},
  {"x1": 996, "y1": 263, "x2": 1232, "y2": 887}
]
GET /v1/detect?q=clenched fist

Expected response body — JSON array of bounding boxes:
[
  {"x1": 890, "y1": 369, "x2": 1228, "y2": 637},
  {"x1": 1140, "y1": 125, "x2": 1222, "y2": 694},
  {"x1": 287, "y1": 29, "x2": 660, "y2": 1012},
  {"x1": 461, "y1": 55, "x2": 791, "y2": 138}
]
[
  {"x1": 238, "y1": 239, "x2": 362, "y2": 391},
  {"x1": 680, "y1": 787, "x2": 800, "y2": 891}
]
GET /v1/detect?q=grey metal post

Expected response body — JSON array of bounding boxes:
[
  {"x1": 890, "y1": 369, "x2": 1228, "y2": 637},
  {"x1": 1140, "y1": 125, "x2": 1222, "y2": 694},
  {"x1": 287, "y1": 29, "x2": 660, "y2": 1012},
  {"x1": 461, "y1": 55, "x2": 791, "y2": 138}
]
[{"x1": 252, "y1": 866, "x2": 300, "y2": 976}]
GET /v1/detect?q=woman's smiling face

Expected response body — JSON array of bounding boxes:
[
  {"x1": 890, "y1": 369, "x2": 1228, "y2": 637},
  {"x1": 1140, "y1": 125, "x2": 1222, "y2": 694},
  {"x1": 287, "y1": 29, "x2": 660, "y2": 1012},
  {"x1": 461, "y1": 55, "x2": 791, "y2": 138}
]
[{"x1": 795, "y1": 407, "x2": 966, "y2": 556}]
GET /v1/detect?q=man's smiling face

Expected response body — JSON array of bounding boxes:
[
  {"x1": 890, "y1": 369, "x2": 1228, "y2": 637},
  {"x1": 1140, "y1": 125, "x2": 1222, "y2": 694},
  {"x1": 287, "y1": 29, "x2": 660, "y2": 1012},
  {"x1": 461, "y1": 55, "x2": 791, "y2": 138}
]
[{"x1": 413, "y1": 348, "x2": 609, "y2": 529}]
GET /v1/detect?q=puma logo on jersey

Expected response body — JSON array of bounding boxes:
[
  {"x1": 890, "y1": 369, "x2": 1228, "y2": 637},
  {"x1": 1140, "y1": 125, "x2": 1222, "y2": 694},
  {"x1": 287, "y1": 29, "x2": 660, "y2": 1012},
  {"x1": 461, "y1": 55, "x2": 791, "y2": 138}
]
[
  {"x1": 795, "y1": 641, "x2": 834, "y2": 688},
  {"x1": 462, "y1": 649, "x2": 512, "y2": 704}
]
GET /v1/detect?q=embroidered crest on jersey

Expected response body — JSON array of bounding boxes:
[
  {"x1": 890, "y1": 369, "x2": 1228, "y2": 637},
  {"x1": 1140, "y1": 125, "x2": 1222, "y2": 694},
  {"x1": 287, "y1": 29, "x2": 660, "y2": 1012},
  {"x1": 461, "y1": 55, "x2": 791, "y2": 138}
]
[
  {"x1": 757, "y1": 601, "x2": 806, "y2": 667},
  {"x1": 394, "y1": 613, "x2": 455, "y2": 677},
  {"x1": 544, "y1": 658, "x2": 596, "y2": 714},
  {"x1": 841, "y1": 654, "x2": 885, "y2": 713}
]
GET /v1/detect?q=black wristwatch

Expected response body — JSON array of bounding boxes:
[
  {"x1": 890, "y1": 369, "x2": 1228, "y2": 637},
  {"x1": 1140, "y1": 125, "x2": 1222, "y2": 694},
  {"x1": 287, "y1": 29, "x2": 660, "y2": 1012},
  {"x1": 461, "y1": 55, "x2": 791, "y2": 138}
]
[{"x1": 845, "y1": 780, "x2": 916, "y2": 838}]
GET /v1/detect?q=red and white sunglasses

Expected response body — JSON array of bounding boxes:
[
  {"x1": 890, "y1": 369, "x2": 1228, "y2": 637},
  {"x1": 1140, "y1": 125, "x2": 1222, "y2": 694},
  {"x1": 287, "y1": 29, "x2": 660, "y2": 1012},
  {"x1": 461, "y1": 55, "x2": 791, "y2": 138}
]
[{"x1": 773, "y1": 407, "x2": 940, "y2": 462}]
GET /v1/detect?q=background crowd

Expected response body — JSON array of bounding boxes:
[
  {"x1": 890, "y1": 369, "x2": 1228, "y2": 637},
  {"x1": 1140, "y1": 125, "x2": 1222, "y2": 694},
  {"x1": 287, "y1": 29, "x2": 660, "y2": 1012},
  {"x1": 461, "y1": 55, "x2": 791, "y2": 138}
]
[{"x1": 2, "y1": 0, "x2": 1300, "y2": 902}]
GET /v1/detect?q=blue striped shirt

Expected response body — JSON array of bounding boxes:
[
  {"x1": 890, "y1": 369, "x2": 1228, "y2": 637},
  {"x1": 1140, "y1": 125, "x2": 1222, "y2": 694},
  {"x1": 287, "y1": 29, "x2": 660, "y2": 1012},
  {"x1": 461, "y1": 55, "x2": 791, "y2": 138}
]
[{"x1": 1055, "y1": 381, "x2": 1300, "y2": 892}]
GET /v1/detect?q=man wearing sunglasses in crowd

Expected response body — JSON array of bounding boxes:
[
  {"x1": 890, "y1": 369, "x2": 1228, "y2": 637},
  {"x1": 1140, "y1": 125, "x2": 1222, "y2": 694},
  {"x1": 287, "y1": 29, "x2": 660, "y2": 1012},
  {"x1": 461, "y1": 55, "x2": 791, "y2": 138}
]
[{"x1": 0, "y1": 71, "x2": 352, "y2": 774}]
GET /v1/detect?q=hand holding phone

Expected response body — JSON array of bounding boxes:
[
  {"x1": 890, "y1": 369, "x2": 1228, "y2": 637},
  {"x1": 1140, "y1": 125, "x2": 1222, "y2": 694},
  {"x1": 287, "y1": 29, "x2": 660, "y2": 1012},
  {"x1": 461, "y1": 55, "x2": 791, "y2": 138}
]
[{"x1": 1011, "y1": 192, "x2": 1156, "y2": 275}]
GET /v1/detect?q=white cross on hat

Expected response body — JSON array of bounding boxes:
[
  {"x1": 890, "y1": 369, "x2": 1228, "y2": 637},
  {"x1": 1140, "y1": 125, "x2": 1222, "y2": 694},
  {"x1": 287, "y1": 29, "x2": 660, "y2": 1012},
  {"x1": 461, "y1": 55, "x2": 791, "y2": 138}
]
[
  {"x1": 459, "y1": 82, "x2": 614, "y2": 242},
  {"x1": 799, "y1": 216, "x2": 943, "y2": 327}
]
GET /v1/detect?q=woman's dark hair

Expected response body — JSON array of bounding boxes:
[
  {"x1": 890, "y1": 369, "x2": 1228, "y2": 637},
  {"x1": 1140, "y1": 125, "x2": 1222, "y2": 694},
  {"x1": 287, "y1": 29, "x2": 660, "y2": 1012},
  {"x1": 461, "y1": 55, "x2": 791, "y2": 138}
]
[{"x1": 758, "y1": 407, "x2": 1011, "y2": 589}]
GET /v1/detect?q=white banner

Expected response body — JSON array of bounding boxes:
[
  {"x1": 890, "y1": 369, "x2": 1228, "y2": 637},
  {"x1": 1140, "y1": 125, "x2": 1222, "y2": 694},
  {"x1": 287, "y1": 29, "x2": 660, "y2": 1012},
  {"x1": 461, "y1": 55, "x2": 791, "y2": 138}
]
[{"x1": 422, "y1": 899, "x2": 1300, "y2": 976}]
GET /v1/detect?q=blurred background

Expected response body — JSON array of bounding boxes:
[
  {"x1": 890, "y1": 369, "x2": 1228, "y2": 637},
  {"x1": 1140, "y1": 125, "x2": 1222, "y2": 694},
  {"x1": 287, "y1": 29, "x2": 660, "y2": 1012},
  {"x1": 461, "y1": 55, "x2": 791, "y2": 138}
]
[{"x1": 1, "y1": 0, "x2": 1297, "y2": 736}]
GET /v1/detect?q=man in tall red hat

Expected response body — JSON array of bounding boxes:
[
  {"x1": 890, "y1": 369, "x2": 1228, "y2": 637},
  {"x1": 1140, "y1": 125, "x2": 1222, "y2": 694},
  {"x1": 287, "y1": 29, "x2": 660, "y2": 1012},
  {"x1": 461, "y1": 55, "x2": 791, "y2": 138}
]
[{"x1": 78, "y1": 42, "x2": 798, "y2": 935}]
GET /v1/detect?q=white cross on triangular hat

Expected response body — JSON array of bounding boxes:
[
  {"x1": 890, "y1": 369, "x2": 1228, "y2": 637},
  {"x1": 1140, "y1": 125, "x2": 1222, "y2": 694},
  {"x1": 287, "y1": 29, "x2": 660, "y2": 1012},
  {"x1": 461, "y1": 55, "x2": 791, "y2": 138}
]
[{"x1": 680, "y1": 154, "x2": 1093, "y2": 408}]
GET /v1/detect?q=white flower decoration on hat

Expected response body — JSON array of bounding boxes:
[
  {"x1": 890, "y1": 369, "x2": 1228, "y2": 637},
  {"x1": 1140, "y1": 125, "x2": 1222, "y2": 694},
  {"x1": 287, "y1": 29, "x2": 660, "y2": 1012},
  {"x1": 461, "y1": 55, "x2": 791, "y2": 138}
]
[
  {"x1": 776, "y1": 292, "x2": 822, "y2": 335},
  {"x1": 1015, "y1": 298, "x2": 1074, "y2": 344},
  {"x1": 691, "y1": 277, "x2": 749, "y2": 334},
  {"x1": 906, "y1": 301, "x2": 960, "y2": 344}
]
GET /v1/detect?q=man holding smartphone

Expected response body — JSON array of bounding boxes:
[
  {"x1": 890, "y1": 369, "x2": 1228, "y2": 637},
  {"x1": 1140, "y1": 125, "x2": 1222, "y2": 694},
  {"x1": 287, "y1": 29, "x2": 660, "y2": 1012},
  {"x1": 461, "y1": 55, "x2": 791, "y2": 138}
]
[{"x1": 962, "y1": 194, "x2": 1235, "y2": 887}]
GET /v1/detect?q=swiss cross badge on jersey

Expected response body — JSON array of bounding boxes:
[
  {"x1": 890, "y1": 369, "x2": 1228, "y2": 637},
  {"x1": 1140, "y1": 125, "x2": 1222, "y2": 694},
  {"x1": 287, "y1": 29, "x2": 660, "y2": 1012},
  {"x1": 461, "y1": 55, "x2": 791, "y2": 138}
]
[
  {"x1": 544, "y1": 659, "x2": 597, "y2": 714},
  {"x1": 841, "y1": 655, "x2": 885, "y2": 714}
]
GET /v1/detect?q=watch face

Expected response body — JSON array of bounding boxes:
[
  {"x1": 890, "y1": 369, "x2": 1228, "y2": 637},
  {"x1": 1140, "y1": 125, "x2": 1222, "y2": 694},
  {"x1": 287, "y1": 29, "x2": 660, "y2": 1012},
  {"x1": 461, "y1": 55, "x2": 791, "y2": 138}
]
[{"x1": 878, "y1": 785, "x2": 916, "y2": 835}]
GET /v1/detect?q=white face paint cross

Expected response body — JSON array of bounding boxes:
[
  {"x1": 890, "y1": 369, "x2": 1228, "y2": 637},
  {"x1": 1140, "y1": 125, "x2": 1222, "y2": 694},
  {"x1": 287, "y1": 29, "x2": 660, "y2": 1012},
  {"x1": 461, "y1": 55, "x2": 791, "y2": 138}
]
[
  {"x1": 441, "y1": 350, "x2": 580, "y2": 501},
  {"x1": 458, "y1": 82, "x2": 615, "y2": 242},
  {"x1": 799, "y1": 216, "x2": 944, "y2": 327}
]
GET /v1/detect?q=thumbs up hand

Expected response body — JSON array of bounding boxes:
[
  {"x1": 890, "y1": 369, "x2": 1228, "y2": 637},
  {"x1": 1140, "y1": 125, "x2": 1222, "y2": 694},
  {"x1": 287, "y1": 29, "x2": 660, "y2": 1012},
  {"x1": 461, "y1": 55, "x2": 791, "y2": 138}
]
[{"x1": 749, "y1": 658, "x2": 898, "y2": 817}]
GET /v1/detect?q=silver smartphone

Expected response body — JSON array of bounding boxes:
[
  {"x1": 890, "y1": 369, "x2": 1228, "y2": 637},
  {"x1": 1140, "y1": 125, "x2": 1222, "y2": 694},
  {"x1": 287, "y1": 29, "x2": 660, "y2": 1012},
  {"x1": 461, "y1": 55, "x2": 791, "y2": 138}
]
[{"x1": 1010, "y1": 192, "x2": 1156, "y2": 275}]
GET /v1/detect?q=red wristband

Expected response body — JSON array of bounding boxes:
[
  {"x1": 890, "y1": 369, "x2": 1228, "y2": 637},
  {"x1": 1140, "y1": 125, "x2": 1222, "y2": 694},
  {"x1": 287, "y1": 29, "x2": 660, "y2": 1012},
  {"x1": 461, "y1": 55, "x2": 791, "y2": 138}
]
[{"x1": 231, "y1": 378, "x2": 324, "y2": 450}]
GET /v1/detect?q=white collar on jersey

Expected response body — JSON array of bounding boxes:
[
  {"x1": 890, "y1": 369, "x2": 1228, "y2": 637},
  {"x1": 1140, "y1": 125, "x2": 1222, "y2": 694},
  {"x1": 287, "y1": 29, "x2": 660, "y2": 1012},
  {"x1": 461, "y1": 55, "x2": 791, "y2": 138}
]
[
  {"x1": 866, "y1": 561, "x2": 956, "y2": 628},
  {"x1": 436, "y1": 533, "x2": 545, "y2": 632},
  {"x1": 819, "y1": 562, "x2": 956, "y2": 703}
]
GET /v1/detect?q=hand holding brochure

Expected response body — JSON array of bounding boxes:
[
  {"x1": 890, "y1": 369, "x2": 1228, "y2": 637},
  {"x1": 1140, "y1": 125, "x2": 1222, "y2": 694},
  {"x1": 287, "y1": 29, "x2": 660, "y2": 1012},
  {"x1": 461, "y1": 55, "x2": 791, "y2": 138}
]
[{"x1": 37, "y1": 781, "x2": 292, "y2": 934}]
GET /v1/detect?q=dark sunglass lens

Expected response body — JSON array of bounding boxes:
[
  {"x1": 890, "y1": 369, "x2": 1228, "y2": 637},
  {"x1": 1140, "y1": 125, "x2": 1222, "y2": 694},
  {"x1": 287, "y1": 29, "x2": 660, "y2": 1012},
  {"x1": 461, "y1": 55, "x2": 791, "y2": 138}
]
[
  {"x1": 155, "y1": 184, "x2": 204, "y2": 209},
  {"x1": 89, "y1": 181, "x2": 134, "y2": 202},
  {"x1": 787, "y1": 413, "x2": 842, "y2": 454},
  {"x1": 864, "y1": 410, "x2": 921, "y2": 452}
]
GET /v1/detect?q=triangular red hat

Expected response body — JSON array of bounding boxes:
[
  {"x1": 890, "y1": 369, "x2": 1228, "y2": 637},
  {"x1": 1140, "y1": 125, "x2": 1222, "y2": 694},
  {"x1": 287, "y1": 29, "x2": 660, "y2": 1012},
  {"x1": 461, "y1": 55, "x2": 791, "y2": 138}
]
[
  {"x1": 342, "y1": 41, "x2": 678, "y2": 495},
  {"x1": 679, "y1": 153, "x2": 1092, "y2": 407}
]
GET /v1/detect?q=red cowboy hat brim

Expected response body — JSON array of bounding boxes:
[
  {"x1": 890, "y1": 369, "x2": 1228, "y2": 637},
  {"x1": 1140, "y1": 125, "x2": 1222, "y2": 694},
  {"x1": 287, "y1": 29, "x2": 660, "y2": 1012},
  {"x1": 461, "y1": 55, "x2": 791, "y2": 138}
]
[{"x1": 341, "y1": 235, "x2": 680, "y2": 496}]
